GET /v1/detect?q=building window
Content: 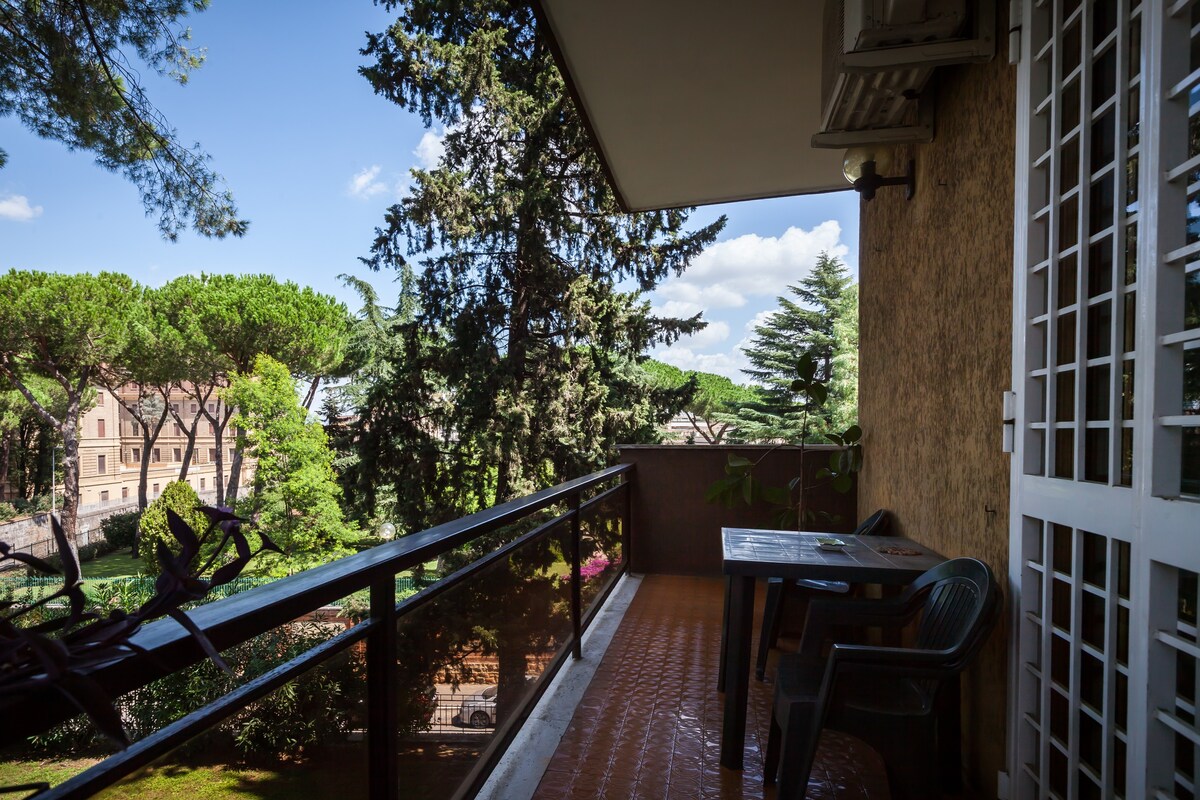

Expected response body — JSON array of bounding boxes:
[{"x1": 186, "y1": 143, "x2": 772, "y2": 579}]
[
  {"x1": 173, "y1": 447, "x2": 182, "y2": 462},
  {"x1": 208, "y1": 402, "x2": 216, "y2": 414},
  {"x1": 121, "y1": 486, "x2": 128, "y2": 500},
  {"x1": 190, "y1": 403, "x2": 197, "y2": 414},
  {"x1": 152, "y1": 448, "x2": 161, "y2": 463},
  {"x1": 132, "y1": 448, "x2": 140, "y2": 463},
  {"x1": 208, "y1": 423, "x2": 215, "y2": 435},
  {"x1": 97, "y1": 418, "x2": 105, "y2": 438},
  {"x1": 100, "y1": 490, "x2": 109, "y2": 502},
  {"x1": 209, "y1": 448, "x2": 217, "y2": 462},
  {"x1": 200, "y1": 477, "x2": 206, "y2": 490},
  {"x1": 97, "y1": 454, "x2": 106, "y2": 474},
  {"x1": 229, "y1": 448, "x2": 236, "y2": 462},
  {"x1": 174, "y1": 423, "x2": 182, "y2": 436},
  {"x1": 152, "y1": 483, "x2": 159, "y2": 496},
  {"x1": 170, "y1": 403, "x2": 179, "y2": 413},
  {"x1": 97, "y1": 393, "x2": 104, "y2": 406}
]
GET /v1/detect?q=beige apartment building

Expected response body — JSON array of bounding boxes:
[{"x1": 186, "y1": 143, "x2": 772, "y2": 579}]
[{"x1": 75, "y1": 386, "x2": 253, "y2": 508}]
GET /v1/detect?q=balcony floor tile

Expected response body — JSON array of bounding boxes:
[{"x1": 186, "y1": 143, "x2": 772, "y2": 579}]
[{"x1": 530, "y1": 575, "x2": 891, "y2": 800}]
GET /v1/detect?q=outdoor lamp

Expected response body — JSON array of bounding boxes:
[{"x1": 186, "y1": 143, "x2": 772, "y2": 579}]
[
  {"x1": 379, "y1": 522, "x2": 396, "y2": 541},
  {"x1": 842, "y1": 146, "x2": 916, "y2": 201}
]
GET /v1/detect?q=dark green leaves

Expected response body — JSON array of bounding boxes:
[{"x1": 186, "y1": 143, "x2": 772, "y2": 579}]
[
  {"x1": 0, "y1": 1, "x2": 246, "y2": 239},
  {"x1": 0, "y1": 506, "x2": 268, "y2": 749}
]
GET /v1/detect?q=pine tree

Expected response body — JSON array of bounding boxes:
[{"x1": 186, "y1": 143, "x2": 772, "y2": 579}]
[
  {"x1": 357, "y1": 0, "x2": 724, "y2": 530},
  {"x1": 731, "y1": 252, "x2": 856, "y2": 442}
]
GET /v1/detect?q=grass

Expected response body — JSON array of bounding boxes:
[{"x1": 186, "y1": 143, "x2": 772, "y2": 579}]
[
  {"x1": 0, "y1": 742, "x2": 480, "y2": 799},
  {"x1": 81, "y1": 550, "x2": 146, "y2": 580},
  {"x1": 0, "y1": 752, "x2": 371, "y2": 800}
]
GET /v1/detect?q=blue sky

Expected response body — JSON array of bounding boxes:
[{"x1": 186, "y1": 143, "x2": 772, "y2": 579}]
[{"x1": 0, "y1": 2, "x2": 859, "y2": 383}]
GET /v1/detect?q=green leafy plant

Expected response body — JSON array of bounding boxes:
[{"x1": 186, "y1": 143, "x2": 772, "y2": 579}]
[
  {"x1": 706, "y1": 352, "x2": 862, "y2": 529},
  {"x1": 138, "y1": 481, "x2": 209, "y2": 573},
  {"x1": 0, "y1": 506, "x2": 280, "y2": 751},
  {"x1": 100, "y1": 511, "x2": 141, "y2": 552}
]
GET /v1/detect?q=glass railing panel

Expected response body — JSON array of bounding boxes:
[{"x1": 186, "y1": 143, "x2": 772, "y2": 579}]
[
  {"x1": 392, "y1": 519, "x2": 573, "y2": 799},
  {"x1": 578, "y1": 484, "x2": 626, "y2": 621},
  {"x1": 91, "y1": 648, "x2": 368, "y2": 800}
]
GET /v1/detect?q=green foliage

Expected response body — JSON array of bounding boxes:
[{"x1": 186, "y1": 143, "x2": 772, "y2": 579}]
[
  {"x1": 0, "y1": 270, "x2": 141, "y2": 539},
  {"x1": 355, "y1": 0, "x2": 724, "y2": 532},
  {"x1": 100, "y1": 511, "x2": 141, "y2": 552},
  {"x1": 27, "y1": 621, "x2": 364, "y2": 759},
  {"x1": 155, "y1": 273, "x2": 353, "y2": 504},
  {"x1": 727, "y1": 253, "x2": 858, "y2": 443},
  {"x1": 138, "y1": 482, "x2": 208, "y2": 573},
  {"x1": 3, "y1": 506, "x2": 275, "y2": 750},
  {"x1": 641, "y1": 360, "x2": 760, "y2": 443},
  {"x1": 707, "y1": 352, "x2": 863, "y2": 530},
  {"x1": 224, "y1": 355, "x2": 358, "y2": 575},
  {"x1": 0, "y1": 0, "x2": 247, "y2": 240}
]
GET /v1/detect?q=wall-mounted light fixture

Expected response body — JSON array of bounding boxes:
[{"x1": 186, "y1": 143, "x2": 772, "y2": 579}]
[{"x1": 842, "y1": 147, "x2": 916, "y2": 201}]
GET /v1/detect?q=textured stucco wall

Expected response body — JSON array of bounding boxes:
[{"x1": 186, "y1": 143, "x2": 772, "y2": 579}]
[{"x1": 857, "y1": 48, "x2": 1016, "y2": 796}]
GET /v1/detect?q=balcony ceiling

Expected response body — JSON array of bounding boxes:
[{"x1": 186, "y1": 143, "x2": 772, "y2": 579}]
[{"x1": 533, "y1": 0, "x2": 845, "y2": 212}]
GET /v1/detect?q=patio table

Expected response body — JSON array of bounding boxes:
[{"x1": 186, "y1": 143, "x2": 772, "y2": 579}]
[{"x1": 719, "y1": 527, "x2": 945, "y2": 770}]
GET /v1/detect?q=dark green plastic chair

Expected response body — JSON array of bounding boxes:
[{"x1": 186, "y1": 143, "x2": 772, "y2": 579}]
[
  {"x1": 763, "y1": 557, "x2": 1000, "y2": 800},
  {"x1": 755, "y1": 509, "x2": 891, "y2": 680}
]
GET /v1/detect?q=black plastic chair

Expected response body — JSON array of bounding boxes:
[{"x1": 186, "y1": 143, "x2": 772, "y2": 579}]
[
  {"x1": 762, "y1": 557, "x2": 1000, "y2": 800},
  {"x1": 755, "y1": 509, "x2": 891, "y2": 680}
]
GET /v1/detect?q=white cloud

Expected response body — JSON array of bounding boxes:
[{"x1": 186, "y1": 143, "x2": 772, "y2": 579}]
[
  {"x1": 652, "y1": 220, "x2": 851, "y2": 310},
  {"x1": 683, "y1": 320, "x2": 730, "y2": 350},
  {"x1": 744, "y1": 309, "x2": 775, "y2": 334},
  {"x1": 347, "y1": 165, "x2": 389, "y2": 199},
  {"x1": 414, "y1": 128, "x2": 446, "y2": 170},
  {"x1": 656, "y1": 281, "x2": 747, "y2": 310},
  {"x1": 651, "y1": 299, "x2": 704, "y2": 318},
  {"x1": 0, "y1": 194, "x2": 42, "y2": 222}
]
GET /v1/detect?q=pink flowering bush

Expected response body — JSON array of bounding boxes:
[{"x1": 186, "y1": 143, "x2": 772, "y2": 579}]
[{"x1": 580, "y1": 554, "x2": 611, "y2": 581}]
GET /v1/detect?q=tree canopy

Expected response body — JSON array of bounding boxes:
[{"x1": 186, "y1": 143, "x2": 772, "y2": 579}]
[
  {"x1": 729, "y1": 253, "x2": 858, "y2": 443},
  {"x1": 0, "y1": 0, "x2": 246, "y2": 239},
  {"x1": 155, "y1": 273, "x2": 353, "y2": 503},
  {"x1": 353, "y1": 0, "x2": 723, "y2": 532},
  {"x1": 0, "y1": 270, "x2": 138, "y2": 539},
  {"x1": 225, "y1": 355, "x2": 358, "y2": 575},
  {"x1": 640, "y1": 360, "x2": 760, "y2": 444}
]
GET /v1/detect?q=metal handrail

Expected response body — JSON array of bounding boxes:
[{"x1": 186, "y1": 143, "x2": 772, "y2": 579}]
[{"x1": 5, "y1": 463, "x2": 634, "y2": 800}]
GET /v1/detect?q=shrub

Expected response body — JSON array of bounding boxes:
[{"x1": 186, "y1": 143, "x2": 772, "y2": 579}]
[
  {"x1": 100, "y1": 511, "x2": 140, "y2": 551},
  {"x1": 28, "y1": 621, "x2": 365, "y2": 758},
  {"x1": 138, "y1": 482, "x2": 209, "y2": 573}
]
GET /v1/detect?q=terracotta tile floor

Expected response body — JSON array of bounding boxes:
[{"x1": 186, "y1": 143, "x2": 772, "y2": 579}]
[{"x1": 530, "y1": 575, "x2": 891, "y2": 800}]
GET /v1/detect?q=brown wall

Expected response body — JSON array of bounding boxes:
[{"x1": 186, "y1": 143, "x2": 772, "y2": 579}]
[
  {"x1": 619, "y1": 445, "x2": 857, "y2": 576},
  {"x1": 857, "y1": 48, "x2": 1016, "y2": 798}
]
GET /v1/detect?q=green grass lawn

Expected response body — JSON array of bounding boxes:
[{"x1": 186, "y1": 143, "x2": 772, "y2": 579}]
[
  {"x1": 0, "y1": 752, "x2": 371, "y2": 800},
  {"x1": 0, "y1": 742, "x2": 477, "y2": 799},
  {"x1": 81, "y1": 550, "x2": 146, "y2": 580}
]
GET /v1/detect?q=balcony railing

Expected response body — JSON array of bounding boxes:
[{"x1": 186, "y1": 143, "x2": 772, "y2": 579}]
[{"x1": 1, "y1": 464, "x2": 632, "y2": 800}]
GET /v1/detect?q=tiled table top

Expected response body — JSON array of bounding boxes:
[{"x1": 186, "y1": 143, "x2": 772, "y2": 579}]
[{"x1": 722, "y1": 529, "x2": 944, "y2": 584}]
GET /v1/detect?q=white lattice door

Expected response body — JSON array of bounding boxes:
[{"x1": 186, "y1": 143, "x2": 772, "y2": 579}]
[{"x1": 1010, "y1": 0, "x2": 1200, "y2": 797}]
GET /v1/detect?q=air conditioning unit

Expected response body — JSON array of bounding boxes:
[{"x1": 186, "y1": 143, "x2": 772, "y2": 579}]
[{"x1": 812, "y1": 0, "x2": 996, "y2": 148}]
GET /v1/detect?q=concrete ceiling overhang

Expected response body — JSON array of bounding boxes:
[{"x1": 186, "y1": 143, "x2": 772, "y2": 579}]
[{"x1": 532, "y1": 0, "x2": 847, "y2": 212}]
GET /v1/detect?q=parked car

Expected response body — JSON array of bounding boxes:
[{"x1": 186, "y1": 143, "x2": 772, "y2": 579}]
[{"x1": 459, "y1": 685, "x2": 498, "y2": 728}]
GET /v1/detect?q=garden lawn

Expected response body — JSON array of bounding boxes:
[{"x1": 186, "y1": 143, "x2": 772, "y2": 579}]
[
  {"x1": 81, "y1": 551, "x2": 146, "y2": 580},
  {"x1": 0, "y1": 751, "x2": 369, "y2": 800}
]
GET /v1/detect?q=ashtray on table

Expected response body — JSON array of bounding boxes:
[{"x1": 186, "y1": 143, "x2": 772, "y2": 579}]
[{"x1": 815, "y1": 537, "x2": 847, "y2": 552}]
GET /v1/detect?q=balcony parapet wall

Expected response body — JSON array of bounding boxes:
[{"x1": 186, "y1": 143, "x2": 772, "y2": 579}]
[{"x1": 618, "y1": 445, "x2": 857, "y2": 577}]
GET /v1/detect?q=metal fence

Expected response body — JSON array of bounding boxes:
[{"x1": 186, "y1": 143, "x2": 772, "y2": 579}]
[{"x1": 1, "y1": 464, "x2": 633, "y2": 800}]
